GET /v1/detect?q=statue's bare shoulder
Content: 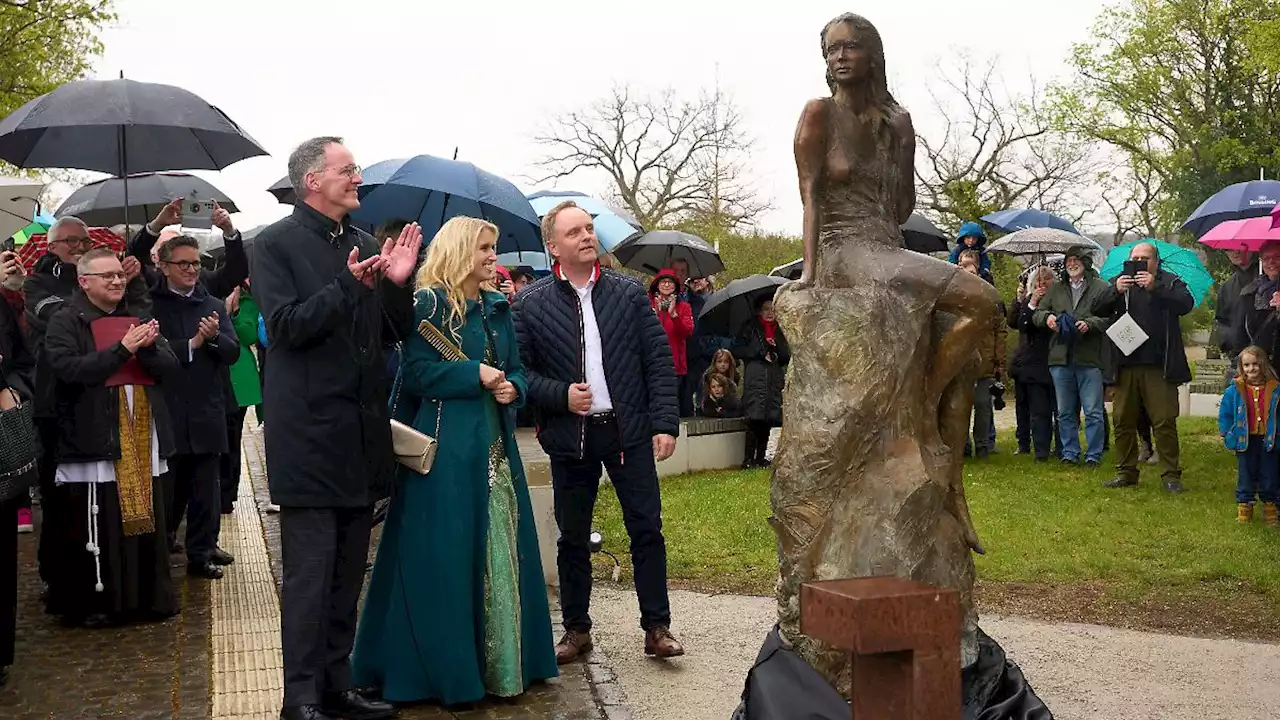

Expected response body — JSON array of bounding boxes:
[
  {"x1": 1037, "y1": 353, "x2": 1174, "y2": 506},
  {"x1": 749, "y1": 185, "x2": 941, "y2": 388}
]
[{"x1": 795, "y1": 98, "x2": 832, "y2": 147}]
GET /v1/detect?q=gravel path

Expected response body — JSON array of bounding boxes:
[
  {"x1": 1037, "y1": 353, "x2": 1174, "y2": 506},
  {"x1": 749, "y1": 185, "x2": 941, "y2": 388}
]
[{"x1": 586, "y1": 586, "x2": 1280, "y2": 720}]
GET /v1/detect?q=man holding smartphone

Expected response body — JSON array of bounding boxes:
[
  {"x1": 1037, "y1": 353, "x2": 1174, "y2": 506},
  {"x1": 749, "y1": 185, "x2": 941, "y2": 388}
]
[{"x1": 1106, "y1": 242, "x2": 1194, "y2": 493}]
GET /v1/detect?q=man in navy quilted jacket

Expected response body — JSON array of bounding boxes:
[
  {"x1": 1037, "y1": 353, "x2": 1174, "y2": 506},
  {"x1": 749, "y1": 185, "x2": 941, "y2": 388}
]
[{"x1": 513, "y1": 200, "x2": 685, "y2": 664}]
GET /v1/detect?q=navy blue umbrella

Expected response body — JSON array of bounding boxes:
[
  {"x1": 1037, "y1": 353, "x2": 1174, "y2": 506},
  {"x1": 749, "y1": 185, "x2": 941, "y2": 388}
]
[
  {"x1": 349, "y1": 155, "x2": 542, "y2": 254},
  {"x1": 981, "y1": 208, "x2": 1081, "y2": 235},
  {"x1": 1181, "y1": 180, "x2": 1280, "y2": 238}
]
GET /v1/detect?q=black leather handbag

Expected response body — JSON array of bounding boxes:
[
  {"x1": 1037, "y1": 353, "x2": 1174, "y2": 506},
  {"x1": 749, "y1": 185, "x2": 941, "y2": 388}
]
[{"x1": 0, "y1": 387, "x2": 37, "y2": 503}]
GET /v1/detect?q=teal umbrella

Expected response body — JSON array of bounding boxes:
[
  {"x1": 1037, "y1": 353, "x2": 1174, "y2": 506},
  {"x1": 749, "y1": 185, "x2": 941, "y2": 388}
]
[{"x1": 1098, "y1": 238, "x2": 1213, "y2": 307}]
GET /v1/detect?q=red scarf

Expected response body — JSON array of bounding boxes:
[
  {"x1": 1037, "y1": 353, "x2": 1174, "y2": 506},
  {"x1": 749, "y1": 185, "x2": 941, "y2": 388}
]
[{"x1": 762, "y1": 320, "x2": 777, "y2": 343}]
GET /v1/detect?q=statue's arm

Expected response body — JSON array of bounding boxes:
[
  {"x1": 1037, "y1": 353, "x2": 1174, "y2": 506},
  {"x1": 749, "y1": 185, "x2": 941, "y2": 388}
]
[
  {"x1": 892, "y1": 110, "x2": 917, "y2": 225},
  {"x1": 794, "y1": 99, "x2": 828, "y2": 285}
]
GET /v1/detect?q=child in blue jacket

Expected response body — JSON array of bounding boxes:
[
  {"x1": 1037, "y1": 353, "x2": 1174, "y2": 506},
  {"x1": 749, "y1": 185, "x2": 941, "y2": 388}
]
[
  {"x1": 949, "y1": 221, "x2": 994, "y2": 285},
  {"x1": 1218, "y1": 345, "x2": 1280, "y2": 525}
]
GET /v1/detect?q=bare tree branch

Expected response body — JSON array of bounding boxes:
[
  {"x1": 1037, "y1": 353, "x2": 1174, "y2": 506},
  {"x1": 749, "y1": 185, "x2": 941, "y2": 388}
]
[
  {"x1": 913, "y1": 54, "x2": 1100, "y2": 231},
  {"x1": 530, "y1": 84, "x2": 769, "y2": 231}
]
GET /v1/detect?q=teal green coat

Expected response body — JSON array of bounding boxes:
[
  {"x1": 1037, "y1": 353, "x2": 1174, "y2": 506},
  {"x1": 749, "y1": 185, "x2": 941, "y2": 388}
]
[{"x1": 351, "y1": 288, "x2": 557, "y2": 704}]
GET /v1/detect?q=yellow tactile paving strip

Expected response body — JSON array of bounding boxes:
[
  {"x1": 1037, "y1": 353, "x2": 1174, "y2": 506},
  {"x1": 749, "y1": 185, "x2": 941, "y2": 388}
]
[{"x1": 210, "y1": 434, "x2": 284, "y2": 720}]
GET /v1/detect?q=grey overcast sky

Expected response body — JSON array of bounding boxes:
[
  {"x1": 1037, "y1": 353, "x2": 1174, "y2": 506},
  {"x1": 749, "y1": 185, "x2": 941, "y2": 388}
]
[{"x1": 88, "y1": 0, "x2": 1114, "y2": 235}]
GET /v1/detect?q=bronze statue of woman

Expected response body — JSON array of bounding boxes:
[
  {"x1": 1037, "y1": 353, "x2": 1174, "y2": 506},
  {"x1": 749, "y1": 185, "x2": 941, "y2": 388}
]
[{"x1": 771, "y1": 12, "x2": 1001, "y2": 690}]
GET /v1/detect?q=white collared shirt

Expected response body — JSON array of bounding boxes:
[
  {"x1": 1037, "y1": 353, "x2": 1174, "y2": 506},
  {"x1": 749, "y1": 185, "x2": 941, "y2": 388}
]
[{"x1": 561, "y1": 265, "x2": 613, "y2": 414}]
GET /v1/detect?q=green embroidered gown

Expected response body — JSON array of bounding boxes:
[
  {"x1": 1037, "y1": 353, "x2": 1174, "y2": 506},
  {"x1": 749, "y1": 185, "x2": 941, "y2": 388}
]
[{"x1": 351, "y1": 289, "x2": 557, "y2": 704}]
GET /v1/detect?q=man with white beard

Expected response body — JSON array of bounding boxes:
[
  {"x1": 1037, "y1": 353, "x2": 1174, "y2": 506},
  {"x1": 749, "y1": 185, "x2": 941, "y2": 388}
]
[{"x1": 1033, "y1": 245, "x2": 1118, "y2": 467}]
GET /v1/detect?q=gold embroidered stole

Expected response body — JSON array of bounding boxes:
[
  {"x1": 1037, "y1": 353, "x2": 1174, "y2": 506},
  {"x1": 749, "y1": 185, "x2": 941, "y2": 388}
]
[{"x1": 115, "y1": 386, "x2": 155, "y2": 536}]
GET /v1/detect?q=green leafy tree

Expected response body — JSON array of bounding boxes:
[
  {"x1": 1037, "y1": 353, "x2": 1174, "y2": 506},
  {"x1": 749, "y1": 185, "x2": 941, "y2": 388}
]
[
  {"x1": 0, "y1": 1, "x2": 115, "y2": 121},
  {"x1": 0, "y1": 0, "x2": 115, "y2": 204},
  {"x1": 1049, "y1": 0, "x2": 1280, "y2": 235}
]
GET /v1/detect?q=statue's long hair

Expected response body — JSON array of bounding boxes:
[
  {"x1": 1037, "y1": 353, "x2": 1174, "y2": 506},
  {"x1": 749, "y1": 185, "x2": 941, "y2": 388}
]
[{"x1": 821, "y1": 13, "x2": 901, "y2": 123}]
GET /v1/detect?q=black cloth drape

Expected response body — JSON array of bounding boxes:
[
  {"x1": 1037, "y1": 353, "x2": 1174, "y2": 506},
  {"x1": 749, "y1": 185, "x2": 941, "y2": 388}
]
[{"x1": 732, "y1": 626, "x2": 1053, "y2": 720}]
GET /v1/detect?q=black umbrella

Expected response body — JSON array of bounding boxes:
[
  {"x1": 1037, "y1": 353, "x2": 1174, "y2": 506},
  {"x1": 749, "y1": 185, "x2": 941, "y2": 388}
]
[
  {"x1": 901, "y1": 212, "x2": 949, "y2": 253},
  {"x1": 769, "y1": 259, "x2": 803, "y2": 280},
  {"x1": 55, "y1": 172, "x2": 238, "y2": 227},
  {"x1": 613, "y1": 230, "x2": 725, "y2": 277},
  {"x1": 268, "y1": 175, "x2": 295, "y2": 205},
  {"x1": 697, "y1": 274, "x2": 787, "y2": 337},
  {"x1": 0, "y1": 77, "x2": 267, "y2": 227}
]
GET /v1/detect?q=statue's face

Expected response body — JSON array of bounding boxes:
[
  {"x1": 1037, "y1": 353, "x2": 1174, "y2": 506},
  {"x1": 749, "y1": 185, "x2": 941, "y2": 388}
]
[{"x1": 824, "y1": 22, "x2": 870, "y2": 85}]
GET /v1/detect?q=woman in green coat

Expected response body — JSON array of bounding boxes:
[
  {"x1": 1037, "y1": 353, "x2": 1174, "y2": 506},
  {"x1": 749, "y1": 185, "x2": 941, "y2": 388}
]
[
  {"x1": 220, "y1": 283, "x2": 262, "y2": 513},
  {"x1": 351, "y1": 217, "x2": 557, "y2": 705}
]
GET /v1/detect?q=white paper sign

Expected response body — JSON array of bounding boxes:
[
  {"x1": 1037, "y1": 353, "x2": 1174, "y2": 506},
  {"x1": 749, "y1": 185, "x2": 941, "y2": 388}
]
[{"x1": 1106, "y1": 312, "x2": 1149, "y2": 356}]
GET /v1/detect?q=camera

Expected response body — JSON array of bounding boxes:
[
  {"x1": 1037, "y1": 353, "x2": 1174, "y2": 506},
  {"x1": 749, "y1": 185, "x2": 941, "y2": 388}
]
[{"x1": 990, "y1": 381, "x2": 1007, "y2": 411}]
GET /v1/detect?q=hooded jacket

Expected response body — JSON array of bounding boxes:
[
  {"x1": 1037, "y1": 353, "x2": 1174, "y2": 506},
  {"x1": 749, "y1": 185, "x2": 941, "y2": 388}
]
[
  {"x1": 648, "y1": 268, "x2": 694, "y2": 375},
  {"x1": 949, "y1": 221, "x2": 993, "y2": 279}
]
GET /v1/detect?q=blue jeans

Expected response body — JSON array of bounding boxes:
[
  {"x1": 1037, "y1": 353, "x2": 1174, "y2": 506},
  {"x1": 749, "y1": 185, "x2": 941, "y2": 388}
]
[
  {"x1": 1050, "y1": 365, "x2": 1105, "y2": 462},
  {"x1": 1237, "y1": 436, "x2": 1280, "y2": 504}
]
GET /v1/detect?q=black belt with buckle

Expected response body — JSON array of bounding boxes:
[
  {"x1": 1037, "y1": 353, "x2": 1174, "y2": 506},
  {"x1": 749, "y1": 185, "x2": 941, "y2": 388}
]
[{"x1": 587, "y1": 411, "x2": 617, "y2": 425}]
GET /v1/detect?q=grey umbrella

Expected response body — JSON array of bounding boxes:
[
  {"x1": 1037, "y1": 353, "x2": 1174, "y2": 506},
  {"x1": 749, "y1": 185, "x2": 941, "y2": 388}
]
[
  {"x1": 56, "y1": 172, "x2": 238, "y2": 228},
  {"x1": 0, "y1": 78, "x2": 267, "y2": 174},
  {"x1": 0, "y1": 77, "x2": 266, "y2": 228},
  {"x1": 987, "y1": 228, "x2": 1103, "y2": 258},
  {"x1": 612, "y1": 230, "x2": 724, "y2": 277}
]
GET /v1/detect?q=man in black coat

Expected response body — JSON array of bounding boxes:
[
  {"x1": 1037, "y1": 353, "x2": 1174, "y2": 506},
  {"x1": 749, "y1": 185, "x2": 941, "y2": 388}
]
[
  {"x1": 251, "y1": 136, "x2": 419, "y2": 720},
  {"x1": 513, "y1": 200, "x2": 684, "y2": 666},
  {"x1": 43, "y1": 249, "x2": 180, "y2": 625},
  {"x1": 23, "y1": 216, "x2": 149, "y2": 585},
  {"x1": 150, "y1": 235, "x2": 240, "y2": 579},
  {"x1": 1106, "y1": 242, "x2": 1194, "y2": 493},
  {"x1": 1215, "y1": 248, "x2": 1259, "y2": 375}
]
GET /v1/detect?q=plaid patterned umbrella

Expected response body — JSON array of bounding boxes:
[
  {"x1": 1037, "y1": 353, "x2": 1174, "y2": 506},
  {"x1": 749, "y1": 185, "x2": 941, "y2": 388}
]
[{"x1": 15, "y1": 227, "x2": 125, "y2": 272}]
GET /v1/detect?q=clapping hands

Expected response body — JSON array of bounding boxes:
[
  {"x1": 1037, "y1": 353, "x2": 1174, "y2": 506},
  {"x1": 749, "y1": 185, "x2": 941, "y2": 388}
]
[
  {"x1": 480, "y1": 363, "x2": 518, "y2": 405},
  {"x1": 122, "y1": 320, "x2": 161, "y2": 353},
  {"x1": 190, "y1": 312, "x2": 220, "y2": 349}
]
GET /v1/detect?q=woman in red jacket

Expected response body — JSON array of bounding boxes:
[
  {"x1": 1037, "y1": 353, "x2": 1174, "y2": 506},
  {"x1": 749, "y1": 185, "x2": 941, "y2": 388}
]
[{"x1": 649, "y1": 268, "x2": 694, "y2": 414}]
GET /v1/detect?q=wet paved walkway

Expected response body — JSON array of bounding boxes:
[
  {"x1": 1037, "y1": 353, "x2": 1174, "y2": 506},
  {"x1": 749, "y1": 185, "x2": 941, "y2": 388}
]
[{"x1": 0, "y1": 420, "x2": 611, "y2": 719}]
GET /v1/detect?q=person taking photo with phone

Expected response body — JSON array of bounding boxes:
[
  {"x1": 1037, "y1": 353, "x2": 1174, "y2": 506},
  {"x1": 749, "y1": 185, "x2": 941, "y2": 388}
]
[{"x1": 1105, "y1": 242, "x2": 1194, "y2": 493}]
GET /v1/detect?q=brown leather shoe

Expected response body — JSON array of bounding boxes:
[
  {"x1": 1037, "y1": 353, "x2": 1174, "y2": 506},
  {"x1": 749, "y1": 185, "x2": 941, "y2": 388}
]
[
  {"x1": 644, "y1": 626, "x2": 685, "y2": 658},
  {"x1": 555, "y1": 630, "x2": 593, "y2": 665}
]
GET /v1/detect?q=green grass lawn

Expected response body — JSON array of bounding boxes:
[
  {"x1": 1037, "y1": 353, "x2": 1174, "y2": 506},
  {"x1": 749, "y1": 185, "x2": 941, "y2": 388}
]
[{"x1": 591, "y1": 417, "x2": 1280, "y2": 638}]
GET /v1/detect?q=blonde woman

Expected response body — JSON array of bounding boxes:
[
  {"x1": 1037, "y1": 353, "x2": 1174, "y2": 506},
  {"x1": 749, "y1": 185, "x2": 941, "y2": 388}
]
[{"x1": 351, "y1": 217, "x2": 557, "y2": 705}]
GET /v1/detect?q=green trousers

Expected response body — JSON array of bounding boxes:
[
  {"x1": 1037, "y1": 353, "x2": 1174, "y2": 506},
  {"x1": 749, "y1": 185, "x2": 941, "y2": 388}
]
[{"x1": 1113, "y1": 365, "x2": 1181, "y2": 483}]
